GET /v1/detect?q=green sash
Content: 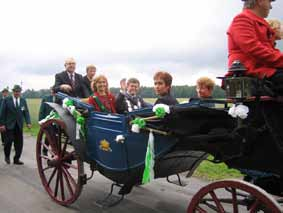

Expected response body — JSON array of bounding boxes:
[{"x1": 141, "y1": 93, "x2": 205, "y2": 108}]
[{"x1": 93, "y1": 96, "x2": 109, "y2": 112}]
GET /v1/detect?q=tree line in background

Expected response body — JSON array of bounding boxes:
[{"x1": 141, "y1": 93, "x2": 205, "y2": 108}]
[{"x1": 22, "y1": 85, "x2": 225, "y2": 99}]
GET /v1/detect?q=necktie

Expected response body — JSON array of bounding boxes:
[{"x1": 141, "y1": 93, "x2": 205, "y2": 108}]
[
  {"x1": 70, "y1": 74, "x2": 75, "y2": 88},
  {"x1": 15, "y1": 98, "x2": 19, "y2": 109}
]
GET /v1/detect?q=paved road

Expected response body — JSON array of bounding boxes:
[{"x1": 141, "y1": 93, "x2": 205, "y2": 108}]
[{"x1": 0, "y1": 134, "x2": 209, "y2": 213}]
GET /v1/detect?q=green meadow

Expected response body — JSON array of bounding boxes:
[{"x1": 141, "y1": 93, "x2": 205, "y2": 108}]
[{"x1": 25, "y1": 98, "x2": 242, "y2": 180}]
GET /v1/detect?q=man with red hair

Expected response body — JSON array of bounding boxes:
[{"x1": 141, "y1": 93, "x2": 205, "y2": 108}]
[{"x1": 153, "y1": 71, "x2": 178, "y2": 105}]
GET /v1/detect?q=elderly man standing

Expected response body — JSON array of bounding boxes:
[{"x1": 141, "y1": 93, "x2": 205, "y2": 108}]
[
  {"x1": 225, "y1": 0, "x2": 283, "y2": 94},
  {"x1": 54, "y1": 58, "x2": 86, "y2": 98},
  {"x1": 0, "y1": 85, "x2": 31, "y2": 165},
  {"x1": 82, "y1": 64, "x2": 96, "y2": 97}
]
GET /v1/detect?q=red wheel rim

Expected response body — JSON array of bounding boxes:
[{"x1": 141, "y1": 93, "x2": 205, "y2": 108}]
[
  {"x1": 187, "y1": 179, "x2": 282, "y2": 213},
  {"x1": 36, "y1": 119, "x2": 84, "y2": 206}
]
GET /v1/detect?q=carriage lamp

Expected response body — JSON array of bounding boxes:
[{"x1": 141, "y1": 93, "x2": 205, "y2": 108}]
[{"x1": 225, "y1": 60, "x2": 254, "y2": 100}]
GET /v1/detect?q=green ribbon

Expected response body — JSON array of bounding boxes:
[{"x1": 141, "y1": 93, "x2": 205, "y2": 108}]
[
  {"x1": 39, "y1": 110, "x2": 60, "y2": 124},
  {"x1": 62, "y1": 98, "x2": 86, "y2": 139},
  {"x1": 155, "y1": 107, "x2": 166, "y2": 118},
  {"x1": 93, "y1": 96, "x2": 108, "y2": 112},
  {"x1": 65, "y1": 99, "x2": 73, "y2": 107},
  {"x1": 142, "y1": 131, "x2": 155, "y2": 184},
  {"x1": 76, "y1": 116, "x2": 85, "y2": 125},
  {"x1": 132, "y1": 118, "x2": 146, "y2": 128}
]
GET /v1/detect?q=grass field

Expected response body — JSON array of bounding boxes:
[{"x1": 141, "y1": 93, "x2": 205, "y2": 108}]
[{"x1": 25, "y1": 98, "x2": 242, "y2": 180}]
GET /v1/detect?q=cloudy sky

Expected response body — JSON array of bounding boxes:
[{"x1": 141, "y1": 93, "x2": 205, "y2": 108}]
[{"x1": 0, "y1": 0, "x2": 282, "y2": 90}]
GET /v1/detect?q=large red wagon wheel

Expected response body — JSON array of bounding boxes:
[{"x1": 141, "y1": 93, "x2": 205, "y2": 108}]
[
  {"x1": 187, "y1": 179, "x2": 282, "y2": 213},
  {"x1": 36, "y1": 119, "x2": 84, "y2": 206}
]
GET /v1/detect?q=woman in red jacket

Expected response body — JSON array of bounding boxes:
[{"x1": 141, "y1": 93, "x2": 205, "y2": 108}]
[
  {"x1": 226, "y1": 0, "x2": 283, "y2": 94},
  {"x1": 88, "y1": 75, "x2": 116, "y2": 113}
]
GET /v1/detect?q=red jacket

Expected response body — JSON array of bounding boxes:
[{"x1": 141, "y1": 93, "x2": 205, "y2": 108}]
[
  {"x1": 88, "y1": 92, "x2": 116, "y2": 113},
  {"x1": 226, "y1": 9, "x2": 283, "y2": 79}
]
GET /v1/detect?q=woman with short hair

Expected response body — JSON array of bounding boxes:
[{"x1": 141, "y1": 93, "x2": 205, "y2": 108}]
[{"x1": 153, "y1": 71, "x2": 178, "y2": 105}]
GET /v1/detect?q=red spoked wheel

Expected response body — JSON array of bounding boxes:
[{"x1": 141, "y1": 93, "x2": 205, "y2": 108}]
[
  {"x1": 187, "y1": 179, "x2": 282, "y2": 213},
  {"x1": 36, "y1": 119, "x2": 84, "y2": 206}
]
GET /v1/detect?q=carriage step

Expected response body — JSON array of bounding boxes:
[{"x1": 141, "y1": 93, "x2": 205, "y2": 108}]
[
  {"x1": 95, "y1": 194, "x2": 124, "y2": 208},
  {"x1": 95, "y1": 183, "x2": 124, "y2": 208}
]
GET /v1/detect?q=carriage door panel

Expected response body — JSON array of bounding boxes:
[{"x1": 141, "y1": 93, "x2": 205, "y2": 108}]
[{"x1": 86, "y1": 113, "x2": 127, "y2": 171}]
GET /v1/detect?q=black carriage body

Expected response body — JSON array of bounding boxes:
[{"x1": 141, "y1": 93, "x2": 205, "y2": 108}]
[{"x1": 165, "y1": 101, "x2": 283, "y2": 177}]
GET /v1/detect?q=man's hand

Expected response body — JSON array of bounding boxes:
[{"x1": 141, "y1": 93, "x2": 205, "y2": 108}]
[
  {"x1": 0, "y1": 125, "x2": 6, "y2": 132},
  {"x1": 27, "y1": 124, "x2": 32, "y2": 129},
  {"x1": 60, "y1": 84, "x2": 72, "y2": 92}
]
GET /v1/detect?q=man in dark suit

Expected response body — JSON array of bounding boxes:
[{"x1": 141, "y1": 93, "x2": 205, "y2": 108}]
[
  {"x1": 0, "y1": 88, "x2": 9, "y2": 146},
  {"x1": 0, "y1": 85, "x2": 32, "y2": 165},
  {"x1": 54, "y1": 58, "x2": 87, "y2": 98},
  {"x1": 116, "y1": 78, "x2": 149, "y2": 113},
  {"x1": 82, "y1": 64, "x2": 96, "y2": 97}
]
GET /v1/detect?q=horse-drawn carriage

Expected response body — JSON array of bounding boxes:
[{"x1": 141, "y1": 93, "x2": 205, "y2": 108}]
[{"x1": 36, "y1": 62, "x2": 283, "y2": 212}]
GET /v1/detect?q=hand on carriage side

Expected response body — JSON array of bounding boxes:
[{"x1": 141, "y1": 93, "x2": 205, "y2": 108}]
[{"x1": 60, "y1": 84, "x2": 73, "y2": 92}]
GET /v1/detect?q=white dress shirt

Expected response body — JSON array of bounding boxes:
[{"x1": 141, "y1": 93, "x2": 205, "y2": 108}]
[{"x1": 13, "y1": 96, "x2": 20, "y2": 107}]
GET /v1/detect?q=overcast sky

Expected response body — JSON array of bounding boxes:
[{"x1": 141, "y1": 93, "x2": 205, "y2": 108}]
[{"x1": 0, "y1": 0, "x2": 282, "y2": 90}]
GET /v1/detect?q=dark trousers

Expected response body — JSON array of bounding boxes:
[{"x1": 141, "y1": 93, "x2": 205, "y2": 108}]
[
  {"x1": 269, "y1": 69, "x2": 283, "y2": 95},
  {"x1": 1, "y1": 132, "x2": 8, "y2": 145},
  {"x1": 4, "y1": 124, "x2": 23, "y2": 161}
]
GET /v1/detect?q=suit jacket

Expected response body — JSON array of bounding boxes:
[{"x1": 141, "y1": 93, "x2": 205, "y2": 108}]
[
  {"x1": 82, "y1": 75, "x2": 92, "y2": 97},
  {"x1": 0, "y1": 96, "x2": 31, "y2": 130},
  {"x1": 54, "y1": 71, "x2": 87, "y2": 98},
  {"x1": 0, "y1": 97, "x2": 5, "y2": 108},
  {"x1": 38, "y1": 95, "x2": 56, "y2": 121},
  {"x1": 226, "y1": 9, "x2": 283, "y2": 79},
  {"x1": 115, "y1": 92, "x2": 148, "y2": 114}
]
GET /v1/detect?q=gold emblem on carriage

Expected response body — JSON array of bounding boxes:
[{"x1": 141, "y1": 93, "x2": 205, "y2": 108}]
[{"x1": 99, "y1": 139, "x2": 112, "y2": 152}]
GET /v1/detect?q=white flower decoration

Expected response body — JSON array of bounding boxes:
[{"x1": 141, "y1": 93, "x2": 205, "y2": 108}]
[
  {"x1": 228, "y1": 104, "x2": 249, "y2": 119},
  {"x1": 228, "y1": 104, "x2": 237, "y2": 118},
  {"x1": 115, "y1": 135, "x2": 125, "y2": 143},
  {"x1": 235, "y1": 104, "x2": 249, "y2": 119},
  {"x1": 131, "y1": 124, "x2": 140, "y2": 133},
  {"x1": 152, "y1": 104, "x2": 170, "y2": 114}
]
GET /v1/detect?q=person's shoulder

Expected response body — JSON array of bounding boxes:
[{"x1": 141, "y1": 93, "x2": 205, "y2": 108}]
[
  {"x1": 233, "y1": 10, "x2": 256, "y2": 23},
  {"x1": 75, "y1": 72, "x2": 83, "y2": 78},
  {"x1": 109, "y1": 93, "x2": 116, "y2": 100},
  {"x1": 82, "y1": 75, "x2": 88, "y2": 81},
  {"x1": 42, "y1": 95, "x2": 52, "y2": 100},
  {"x1": 56, "y1": 70, "x2": 66, "y2": 76},
  {"x1": 19, "y1": 97, "x2": 28, "y2": 103},
  {"x1": 155, "y1": 95, "x2": 177, "y2": 105},
  {"x1": 6, "y1": 96, "x2": 12, "y2": 101},
  {"x1": 116, "y1": 92, "x2": 125, "y2": 98}
]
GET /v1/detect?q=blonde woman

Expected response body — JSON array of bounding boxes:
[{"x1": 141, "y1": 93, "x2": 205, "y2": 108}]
[
  {"x1": 196, "y1": 77, "x2": 215, "y2": 99},
  {"x1": 88, "y1": 75, "x2": 116, "y2": 113}
]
